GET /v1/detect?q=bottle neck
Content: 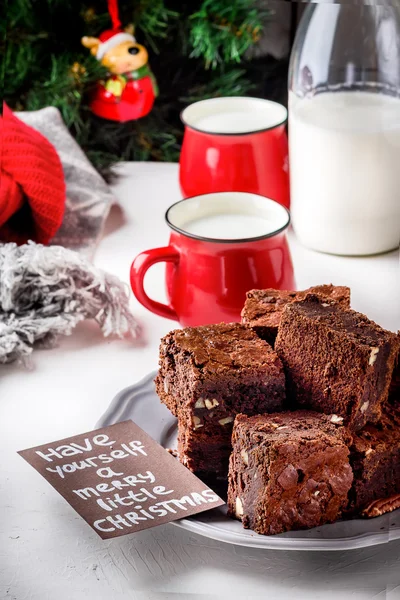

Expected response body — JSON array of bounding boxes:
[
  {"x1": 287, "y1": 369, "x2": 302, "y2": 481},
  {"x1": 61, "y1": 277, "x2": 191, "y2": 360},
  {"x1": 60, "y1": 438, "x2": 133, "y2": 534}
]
[{"x1": 289, "y1": 1, "x2": 400, "y2": 98}]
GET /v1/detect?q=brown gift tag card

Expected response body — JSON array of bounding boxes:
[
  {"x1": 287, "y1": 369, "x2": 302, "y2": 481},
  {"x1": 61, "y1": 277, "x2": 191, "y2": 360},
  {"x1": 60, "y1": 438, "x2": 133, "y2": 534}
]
[{"x1": 18, "y1": 420, "x2": 225, "y2": 539}]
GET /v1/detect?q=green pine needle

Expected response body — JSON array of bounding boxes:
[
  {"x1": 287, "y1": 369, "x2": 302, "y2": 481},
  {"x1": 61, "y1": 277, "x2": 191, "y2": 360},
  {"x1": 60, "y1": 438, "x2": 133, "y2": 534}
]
[
  {"x1": 134, "y1": 0, "x2": 179, "y2": 53},
  {"x1": 189, "y1": 0, "x2": 267, "y2": 69},
  {"x1": 181, "y1": 68, "x2": 254, "y2": 103}
]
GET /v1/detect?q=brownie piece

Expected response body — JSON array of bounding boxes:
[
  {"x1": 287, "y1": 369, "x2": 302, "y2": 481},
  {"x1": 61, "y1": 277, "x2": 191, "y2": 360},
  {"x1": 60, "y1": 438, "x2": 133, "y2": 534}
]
[
  {"x1": 242, "y1": 284, "x2": 350, "y2": 345},
  {"x1": 177, "y1": 421, "x2": 233, "y2": 477},
  {"x1": 275, "y1": 294, "x2": 400, "y2": 431},
  {"x1": 389, "y1": 338, "x2": 400, "y2": 404},
  {"x1": 227, "y1": 411, "x2": 353, "y2": 535},
  {"x1": 155, "y1": 323, "x2": 286, "y2": 476},
  {"x1": 348, "y1": 403, "x2": 400, "y2": 515}
]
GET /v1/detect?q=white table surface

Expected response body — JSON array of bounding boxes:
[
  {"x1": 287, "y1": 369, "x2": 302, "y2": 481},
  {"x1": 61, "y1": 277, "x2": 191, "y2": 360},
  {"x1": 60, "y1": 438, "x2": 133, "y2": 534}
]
[{"x1": 1, "y1": 162, "x2": 399, "y2": 600}]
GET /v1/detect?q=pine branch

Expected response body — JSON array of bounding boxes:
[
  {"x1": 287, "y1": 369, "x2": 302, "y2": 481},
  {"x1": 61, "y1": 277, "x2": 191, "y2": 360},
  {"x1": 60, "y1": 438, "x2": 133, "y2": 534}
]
[
  {"x1": 189, "y1": 0, "x2": 268, "y2": 68},
  {"x1": 180, "y1": 67, "x2": 254, "y2": 103},
  {"x1": 2, "y1": 0, "x2": 281, "y2": 173},
  {"x1": 25, "y1": 54, "x2": 106, "y2": 129},
  {"x1": 133, "y1": 0, "x2": 179, "y2": 53}
]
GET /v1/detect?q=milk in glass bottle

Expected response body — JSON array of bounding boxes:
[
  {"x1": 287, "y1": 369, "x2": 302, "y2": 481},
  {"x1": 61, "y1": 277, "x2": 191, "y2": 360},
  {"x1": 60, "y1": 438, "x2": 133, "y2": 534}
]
[{"x1": 288, "y1": 1, "x2": 400, "y2": 255}]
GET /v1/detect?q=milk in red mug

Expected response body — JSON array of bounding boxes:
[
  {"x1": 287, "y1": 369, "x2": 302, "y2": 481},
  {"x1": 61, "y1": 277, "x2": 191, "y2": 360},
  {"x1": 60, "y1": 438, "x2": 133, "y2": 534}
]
[
  {"x1": 179, "y1": 97, "x2": 290, "y2": 209},
  {"x1": 130, "y1": 192, "x2": 295, "y2": 327}
]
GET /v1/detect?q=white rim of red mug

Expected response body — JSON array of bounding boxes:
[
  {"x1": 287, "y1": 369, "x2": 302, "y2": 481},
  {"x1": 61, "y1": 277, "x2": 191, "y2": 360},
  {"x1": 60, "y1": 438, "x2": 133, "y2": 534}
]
[
  {"x1": 165, "y1": 192, "x2": 291, "y2": 245},
  {"x1": 180, "y1": 96, "x2": 288, "y2": 136}
]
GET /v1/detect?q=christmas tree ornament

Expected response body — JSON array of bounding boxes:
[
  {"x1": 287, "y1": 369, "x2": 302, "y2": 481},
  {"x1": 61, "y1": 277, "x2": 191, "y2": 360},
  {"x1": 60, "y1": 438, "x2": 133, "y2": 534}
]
[{"x1": 81, "y1": 0, "x2": 158, "y2": 122}]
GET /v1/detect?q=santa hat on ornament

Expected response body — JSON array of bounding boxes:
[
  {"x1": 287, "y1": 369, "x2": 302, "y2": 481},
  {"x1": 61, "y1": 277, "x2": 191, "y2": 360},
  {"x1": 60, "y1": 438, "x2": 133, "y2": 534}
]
[
  {"x1": 96, "y1": 28, "x2": 136, "y2": 61},
  {"x1": 93, "y1": 0, "x2": 136, "y2": 60}
]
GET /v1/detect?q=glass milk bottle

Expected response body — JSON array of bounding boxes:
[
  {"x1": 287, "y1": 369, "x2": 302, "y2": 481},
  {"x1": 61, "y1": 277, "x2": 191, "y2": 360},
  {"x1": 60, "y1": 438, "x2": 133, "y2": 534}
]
[{"x1": 288, "y1": 1, "x2": 400, "y2": 256}]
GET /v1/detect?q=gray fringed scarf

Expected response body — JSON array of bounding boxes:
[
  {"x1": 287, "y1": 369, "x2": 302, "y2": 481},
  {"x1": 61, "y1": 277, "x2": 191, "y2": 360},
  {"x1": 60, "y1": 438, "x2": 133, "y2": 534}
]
[{"x1": 0, "y1": 242, "x2": 139, "y2": 365}]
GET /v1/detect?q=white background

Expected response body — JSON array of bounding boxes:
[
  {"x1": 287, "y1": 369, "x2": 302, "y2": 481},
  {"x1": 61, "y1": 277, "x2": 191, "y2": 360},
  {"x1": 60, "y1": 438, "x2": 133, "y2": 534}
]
[{"x1": 1, "y1": 163, "x2": 399, "y2": 600}]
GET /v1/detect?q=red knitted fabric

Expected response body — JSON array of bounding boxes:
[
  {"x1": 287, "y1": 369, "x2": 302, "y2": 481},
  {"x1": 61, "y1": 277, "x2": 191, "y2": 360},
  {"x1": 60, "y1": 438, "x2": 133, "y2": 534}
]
[{"x1": 0, "y1": 103, "x2": 66, "y2": 244}]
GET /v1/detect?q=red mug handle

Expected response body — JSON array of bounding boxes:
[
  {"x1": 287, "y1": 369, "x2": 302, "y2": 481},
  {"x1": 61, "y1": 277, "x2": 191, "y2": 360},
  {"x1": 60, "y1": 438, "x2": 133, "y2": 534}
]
[{"x1": 130, "y1": 247, "x2": 180, "y2": 321}]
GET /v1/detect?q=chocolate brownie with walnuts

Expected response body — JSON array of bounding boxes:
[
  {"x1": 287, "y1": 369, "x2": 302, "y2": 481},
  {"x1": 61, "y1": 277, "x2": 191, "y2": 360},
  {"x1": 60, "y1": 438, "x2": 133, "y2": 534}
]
[
  {"x1": 155, "y1": 322, "x2": 286, "y2": 476},
  {"x1": 227, "y1": 411, "x2": 353, "y2": 535},
  {"x1": 241, "y1": 284, "x2": 350, "y2": 345},
  {"x1": 275, "y1": 294, "x2": 400, "y2": 431},
  {"x1": 348, "y1": 402, "x2": 400, "y2": 515}
]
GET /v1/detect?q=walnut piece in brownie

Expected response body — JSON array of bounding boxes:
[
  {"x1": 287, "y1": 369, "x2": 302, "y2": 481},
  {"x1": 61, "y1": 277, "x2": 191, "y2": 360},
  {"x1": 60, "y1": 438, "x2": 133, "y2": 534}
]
[
  {"x1": 227, "y1": 411, "x2": 353, "y2": 535},
  {"x1": 155, "y1": 323, "x2": 286, "y2": 476},
  {"x1": 275, "y1": 294, "x2": 400, "y2": 431},
  {"x1": 241, "y1": 284, "x2": 350, "y2": 345},
  {"x1": 348, "y1": 403, "x2": 400, "y2": 515},
  {"x1": 362, "y1": 494, "x2": 400, "y2": 518}
]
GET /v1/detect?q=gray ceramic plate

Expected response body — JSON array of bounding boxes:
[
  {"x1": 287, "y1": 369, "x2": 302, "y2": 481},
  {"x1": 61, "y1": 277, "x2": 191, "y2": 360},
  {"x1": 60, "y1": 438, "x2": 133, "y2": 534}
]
[{"x1": 96, "y1": 371, "x2": 400, "y2": 551}]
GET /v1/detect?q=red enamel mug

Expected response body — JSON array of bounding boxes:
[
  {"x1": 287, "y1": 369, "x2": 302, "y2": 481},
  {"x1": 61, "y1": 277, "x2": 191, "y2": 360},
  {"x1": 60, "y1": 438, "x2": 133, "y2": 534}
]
[
  {"x1": 179, "y1": 97, "x2": 290, "y2": 209},
  {"x1": 130, "y1": 192, "x2": 295, "y2": 327}
]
